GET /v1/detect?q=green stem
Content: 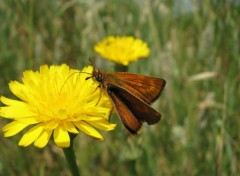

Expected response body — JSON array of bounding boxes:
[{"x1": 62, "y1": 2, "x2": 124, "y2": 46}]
[
  {"x1": 63, "y1": 135, "x2": 80, "y2": 176},
  {"x1": 114, "y1": 63, "x2": 128, "y2": 72},
  {"x1": 28, "y1": 0, "x2": 33, "y2": 68}
]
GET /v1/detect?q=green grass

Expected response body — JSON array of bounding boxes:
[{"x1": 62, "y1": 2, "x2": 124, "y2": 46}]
[{"x1": 0, "y1": 0, "x2": 239, "y2": 175}]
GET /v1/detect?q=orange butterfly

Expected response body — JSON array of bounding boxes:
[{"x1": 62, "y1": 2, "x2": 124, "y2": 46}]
[{"x1": 87, "y1": 68, "x2": 166, "y2": 134}]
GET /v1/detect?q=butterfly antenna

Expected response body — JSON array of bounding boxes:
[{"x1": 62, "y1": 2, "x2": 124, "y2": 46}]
[
  {"x1": 59, "y1": 71, "x2": 91, "y2": 94},
  {"x1": 88, "y1": 58, "x2": 99, "y2": 72},
  {"x1": 88, "y1": 58, "x2": 95, "y2": 66}
]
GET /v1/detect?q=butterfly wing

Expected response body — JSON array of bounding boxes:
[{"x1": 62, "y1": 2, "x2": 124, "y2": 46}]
[
  {"x1": 114, "y1": 72, "x2": 166, "y2": 104},
  {"x1": 108, "y1": 91, "x2": 142, "y2": 134},
  {"x1": 107, "y1": 84, "x2": 161, "y2": 134}
]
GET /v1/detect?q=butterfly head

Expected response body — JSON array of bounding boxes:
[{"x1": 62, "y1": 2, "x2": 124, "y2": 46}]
[{"x1": 92, "y1": 68, "x2": 104, "y2": 83}]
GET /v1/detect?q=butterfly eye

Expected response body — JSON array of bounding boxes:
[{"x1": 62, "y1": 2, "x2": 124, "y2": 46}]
[{"x1": 96, "y1": 74, "x2": 102, "y2": 82}]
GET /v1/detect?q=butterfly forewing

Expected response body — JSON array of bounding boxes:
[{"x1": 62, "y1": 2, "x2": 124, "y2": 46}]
[{"x1": 113, "y1": 72, "x2": 166, "y2": 104}]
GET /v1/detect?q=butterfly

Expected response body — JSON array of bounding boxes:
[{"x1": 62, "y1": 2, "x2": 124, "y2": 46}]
[{"x1": 87, "y1": 68, "x2": 166, "y2": 134}]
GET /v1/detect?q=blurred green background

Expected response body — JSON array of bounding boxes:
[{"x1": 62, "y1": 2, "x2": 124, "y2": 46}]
[{"x1": 0, "y1": 0, "x2": 239, "y2": 175}]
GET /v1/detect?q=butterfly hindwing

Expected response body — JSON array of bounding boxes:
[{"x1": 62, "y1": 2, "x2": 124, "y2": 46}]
[
  {"x1": 108, "y1": 90, "x2": 142, "y2": 134},
  {"x1": 107, "y1": 84, "x2": 161, "y2": 133}
]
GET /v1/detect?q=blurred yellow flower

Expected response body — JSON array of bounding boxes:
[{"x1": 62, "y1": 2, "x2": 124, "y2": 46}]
[
  {"x1": 94, "y1": 36, "x2": 150, "y2": 66},
  {"x1": 0, "y1": 65, "x2": 115, "y2": 148}
]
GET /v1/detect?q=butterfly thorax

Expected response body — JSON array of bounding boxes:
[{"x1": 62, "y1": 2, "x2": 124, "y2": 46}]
[{"x1": 92, "y1": 69, "x2": 123, "y2": 89}]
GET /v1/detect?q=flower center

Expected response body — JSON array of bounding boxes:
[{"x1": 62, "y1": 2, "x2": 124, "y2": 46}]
[{"x1": 58, "y1": 109, "x2": 68, "y2": 120}]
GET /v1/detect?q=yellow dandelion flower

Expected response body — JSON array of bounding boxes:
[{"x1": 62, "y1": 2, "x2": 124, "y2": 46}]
[
  {"x1": 0, "y1": 64, "x2": 115, "y2": 148},
  {"x1": 94, "y1": 36, "x2": 150, "y2": 66}
]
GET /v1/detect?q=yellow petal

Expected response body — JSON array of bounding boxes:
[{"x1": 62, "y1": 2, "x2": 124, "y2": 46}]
[
  {"x1": 64, "y1": 122, "x2": 79, "y2": 134},
  {"x1": 91, "y1": 106, "x2": 112, "y2": 118},
  {"x1": 34, "y1": 130, "x2": 52, "y2": 148},
  {"x1": 0, "y1": 96, "x2": 27, "y2": 106},
  {"x1": 44, "y1": 120, "x2": 59, "y2": 130},
  {"x1": 9, "y1": 81, "x2": 29, "y2": 102},
  {"x1": 0, "y1": 106, "x2": 36, "y2": 119},
  {"x1": 39, "y1": 65, "x2": 49, "y2": 74},
  {"x1": 53, "y1": 125, "x2": 70, "y2": 148},
  {"x1": 78, "y1": 115, "x2": 106, "y2": 122},
  {"x1": 2, "y1": 121, "x2": 29, "y2": 137},
  {"x1": 74, "y1": 121, "x2": 104, "y2": 141},
  {"x1": 15, "y1": 117, "x2": 41, "y2": 124},
  {"x1": 22, "y1": 70, "x2": 40, "y2": 88},
  {"x1": 18, "y1": 124, "x2": 43, "y2": 147},
  {"x1": 88, "y1": 120, "x2": 116, "y2": 131}
]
